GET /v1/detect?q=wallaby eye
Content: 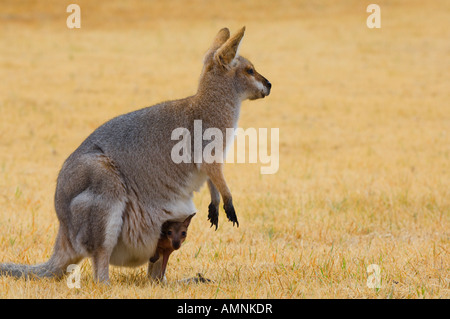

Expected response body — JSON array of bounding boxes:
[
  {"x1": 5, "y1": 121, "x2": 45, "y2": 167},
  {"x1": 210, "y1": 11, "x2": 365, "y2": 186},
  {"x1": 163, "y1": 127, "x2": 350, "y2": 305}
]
[
  {"x1": 247, "y1": 68, "x2": 254, "y2": 75},
  {"x1": 167, "y1": 231, "x2": 172, "y2": 236},
  {"x1": 182, "y1": 231, "x2": 187, "y2": 237}
]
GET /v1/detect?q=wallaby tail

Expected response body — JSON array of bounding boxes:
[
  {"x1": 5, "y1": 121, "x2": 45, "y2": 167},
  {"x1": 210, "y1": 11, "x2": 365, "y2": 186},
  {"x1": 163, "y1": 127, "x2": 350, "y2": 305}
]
[
  {"x1": 0, "y1": 260, "x2": 61, "y2": 279},
  {"x1": 0, "y1": 229, "x2": 80, "y2": 280}
]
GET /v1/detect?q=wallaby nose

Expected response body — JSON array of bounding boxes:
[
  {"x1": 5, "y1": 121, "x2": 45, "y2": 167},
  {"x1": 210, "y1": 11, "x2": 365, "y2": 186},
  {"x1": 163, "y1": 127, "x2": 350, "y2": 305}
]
[
  {"x1": 266, "y1": 80, "x2": 272, "y2": 89},
  {"x1": 172, "y1": 241, "x2": 181, "y2": 250}
]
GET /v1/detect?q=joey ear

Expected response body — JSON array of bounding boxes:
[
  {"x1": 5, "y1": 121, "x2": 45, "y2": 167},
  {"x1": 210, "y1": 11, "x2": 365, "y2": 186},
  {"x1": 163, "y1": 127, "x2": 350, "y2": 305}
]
[
  {"x1": 183, "y1": 213, "x2": 196, "y2": 227},
  {"x1": 214, "y1": 26, "x2": 246, "y2": 69}
]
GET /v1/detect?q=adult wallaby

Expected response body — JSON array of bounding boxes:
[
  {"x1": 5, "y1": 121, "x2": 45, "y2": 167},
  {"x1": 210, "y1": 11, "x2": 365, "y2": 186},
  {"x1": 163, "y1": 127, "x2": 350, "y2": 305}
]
[
  {"x1": 149, "y1": 213, "x2": 195, "y2": 282},
  {"x1": 0, "y1": 27, "x2": 271, "y2": 283}
]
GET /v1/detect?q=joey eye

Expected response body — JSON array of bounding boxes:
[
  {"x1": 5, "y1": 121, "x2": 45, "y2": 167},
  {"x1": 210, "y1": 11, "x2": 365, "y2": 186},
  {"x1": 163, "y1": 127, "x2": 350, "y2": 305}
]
[
  {"x1": 167, "y1": 231, "x2": 172, "y2": 236},
  {"x1": 246, "y1": 68, "x2": 254, "y2": 75},
  {"x1": 181, "y1": 231, "x2": 187, "y2": 237}
]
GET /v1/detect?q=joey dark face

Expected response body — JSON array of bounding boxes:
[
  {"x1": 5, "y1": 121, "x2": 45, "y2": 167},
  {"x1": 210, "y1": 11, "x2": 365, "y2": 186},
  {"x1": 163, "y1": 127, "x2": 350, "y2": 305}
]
[
  {"x1": 165, "y1": 225, "x2": 187, "y2": 250},
  {"x1": 162, "y1": 213, "x2": 195, "y2": 250}
]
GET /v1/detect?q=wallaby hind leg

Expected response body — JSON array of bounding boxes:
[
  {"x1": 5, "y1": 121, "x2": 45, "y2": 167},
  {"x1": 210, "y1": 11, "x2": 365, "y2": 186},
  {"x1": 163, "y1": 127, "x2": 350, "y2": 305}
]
[
  {"x1": 47, "y1": 228, "x2": 84, "y2": 279},
  {"x1": 92, "y1": 249, "x2": 111, "y2": 283},
  {"x1": 148, "y1": 251, "x2": 170, "y2": 283},
  {"x1": 58, "y1": 152, "x2": 127, "y2": 283},
  {"x1": 148, "y1": 258, "x2": 165, "y2": 282},
  {"x1": 158, "y1": 251, "x2": 171, "y2": 282},
  {"x1": 69, "y1": 192, "x2": 125, "y2": 284}
]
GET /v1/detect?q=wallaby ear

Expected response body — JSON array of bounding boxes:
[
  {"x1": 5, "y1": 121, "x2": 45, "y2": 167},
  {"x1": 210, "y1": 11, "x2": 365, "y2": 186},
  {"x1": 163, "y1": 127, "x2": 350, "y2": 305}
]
[
  {"x1": 203, "y1": 28, "x2": 230, "y2": 64},
  {"x1": 210, "y1": 28, "x2": 230, "y2": 51},
  {"x1": 214, "y1": 26, "x2": 246, "y2": 69},
  {"x1": 183, "y1": 213, "x2": 196, "y2": 227}
]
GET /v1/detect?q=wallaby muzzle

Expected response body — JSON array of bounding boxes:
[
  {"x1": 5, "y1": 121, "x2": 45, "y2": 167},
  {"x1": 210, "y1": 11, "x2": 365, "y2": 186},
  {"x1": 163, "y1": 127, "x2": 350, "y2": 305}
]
[{"x1": 172, "y1": 240, "x2": 181, "y2": 250}]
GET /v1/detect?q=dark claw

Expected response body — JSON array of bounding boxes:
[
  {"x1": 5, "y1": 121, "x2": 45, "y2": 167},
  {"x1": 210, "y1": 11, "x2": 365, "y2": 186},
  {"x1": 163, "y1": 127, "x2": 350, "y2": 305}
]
[
  {"x1": 207, "y1": 203, "x2": 219, "y2": 230},
  {"x1": 223, "y1": 202, "x2": 239, "y2": 228}
]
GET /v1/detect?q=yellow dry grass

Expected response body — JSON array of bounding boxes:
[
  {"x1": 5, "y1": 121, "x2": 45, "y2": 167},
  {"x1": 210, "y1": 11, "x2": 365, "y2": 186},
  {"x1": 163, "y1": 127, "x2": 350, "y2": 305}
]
[{"x1": 0, "y1": 0, "x2": 448, "y2": 298}]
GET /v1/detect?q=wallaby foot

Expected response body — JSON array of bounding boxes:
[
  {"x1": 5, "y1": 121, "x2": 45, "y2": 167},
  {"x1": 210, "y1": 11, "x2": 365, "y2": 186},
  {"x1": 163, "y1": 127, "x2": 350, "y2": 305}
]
[
  {"x1": 148, "y1": 258, "x2": 166, "y2": 283},
  {"x1": 208, "y1": 202, "x2": 219, "y2": 230},
  {"x1": 224, "y1": 201, "x2": 239, "y2": 227},
  {"x1": 92, "y1": 250, "x2": 110, "y2": 284}
]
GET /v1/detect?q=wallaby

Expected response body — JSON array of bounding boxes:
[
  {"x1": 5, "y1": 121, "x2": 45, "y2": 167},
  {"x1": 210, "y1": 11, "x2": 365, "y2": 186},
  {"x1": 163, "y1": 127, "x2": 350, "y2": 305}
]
[
  {"x1": 149, "y1": 213, "x2": 195, "y2": 282},
  {"x1": 0, "y1": 27, "x2": 271, "y2": 283}
]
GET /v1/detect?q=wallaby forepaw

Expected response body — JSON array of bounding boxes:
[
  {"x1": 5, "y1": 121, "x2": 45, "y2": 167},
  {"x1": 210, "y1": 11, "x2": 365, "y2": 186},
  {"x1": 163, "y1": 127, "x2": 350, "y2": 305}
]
[
  {"x1": 208, "y1": 203, "x2": 219, "y2": 230},
  {"x1": 224, "y1": 202, "x2": 239, "y2": 227}
]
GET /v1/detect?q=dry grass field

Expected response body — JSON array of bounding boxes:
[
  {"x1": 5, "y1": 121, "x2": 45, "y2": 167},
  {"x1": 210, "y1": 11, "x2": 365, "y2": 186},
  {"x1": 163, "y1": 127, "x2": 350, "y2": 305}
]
[{"x1": 0, "y1": 0, "x2": 448, "y2": 298}]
